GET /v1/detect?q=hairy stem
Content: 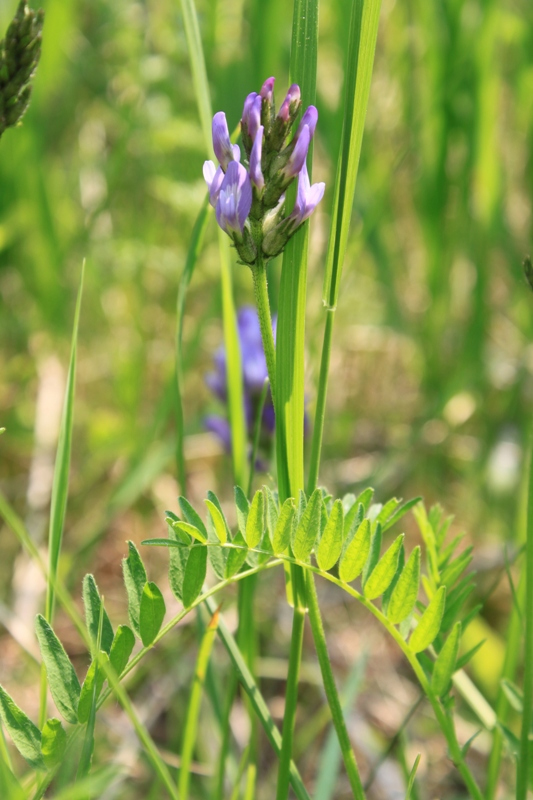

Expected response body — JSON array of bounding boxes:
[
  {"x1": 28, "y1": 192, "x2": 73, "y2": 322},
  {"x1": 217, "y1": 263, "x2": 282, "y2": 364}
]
[{"x1": 251, "y1": 255, "x2": 277, "y2": 407}]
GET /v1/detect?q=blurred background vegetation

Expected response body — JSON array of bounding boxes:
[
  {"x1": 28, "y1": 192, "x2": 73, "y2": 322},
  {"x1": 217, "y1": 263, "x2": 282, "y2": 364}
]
[{"x1": 1, "y1": 0, "x2": 532, "y2": 796}]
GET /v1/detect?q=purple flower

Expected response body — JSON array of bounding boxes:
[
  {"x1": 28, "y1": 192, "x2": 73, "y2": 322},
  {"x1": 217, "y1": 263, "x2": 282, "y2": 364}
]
[
  {"x1": 277, "y1": 84, "x2": 301, "y2": 122},
  {"x1": 249, "y1": 126, "x2": 264, "y2": 193},
  {"x1": 215, "y1": 161, "x2": 252, "y2": 237},
  {"x1": 295, "y1": 105, "x2": 318, "y2": 141},
  {"x1": 260, "y1": 76, "x2": 275, "y2": 102},
  {"x1": 281, "y1": 124, "x2": 311, "y2": 180},
  {"x1": 212, "y1": 111, "x2": 240, "y2": 170},
  {"x1": 203, "y1": 160, "x2": 224, "y2": 207},
  {"x1": 287, "y1": 161, "x2": 325, "y2": 229},
  {"x1": 242, "y1": 93, "x2": 262, "y2": 140}
]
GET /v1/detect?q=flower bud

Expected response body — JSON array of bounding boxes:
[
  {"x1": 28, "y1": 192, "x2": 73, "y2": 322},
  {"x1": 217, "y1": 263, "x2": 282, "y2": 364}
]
[{"x1": 212, "y1": 111, "x2": 239, "y2": 170}]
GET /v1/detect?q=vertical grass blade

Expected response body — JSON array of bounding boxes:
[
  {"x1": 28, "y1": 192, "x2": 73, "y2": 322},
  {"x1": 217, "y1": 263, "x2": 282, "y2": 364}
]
[
  {"x1": 307, "y1": 0, "x2": 382, "y2": 493},
  {"x1": 40, "y1": 261, "x2": 85, "y2": 727},
  {"x1": 179, "y1": 608, "x2": 219, "y2": 800},
  {"x1": 517, "y1": 440, "x2": 533, "y2": 799}
]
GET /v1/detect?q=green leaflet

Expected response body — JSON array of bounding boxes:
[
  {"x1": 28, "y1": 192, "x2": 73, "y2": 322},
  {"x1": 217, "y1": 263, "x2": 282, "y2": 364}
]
[
  {"x1": 409, "y1": 586, "x2": 446, "y2": 654},
  {"x1": 264, "y1": 485, "x2": 280, "y2": 545},
  {"x1": 246, "y1": 489, "x2": 264, "y2": 548},
  {"x1": 179, "y1": 496, "x2": 208, "y2": 539},
  {"x1": 183, "y1": 545, "x2": 207, "y2": 607},
  {"x1": 381, "y1": 497, "x2": 422, "y2": 533},
  {"x1": 431, "y1": 622, "x2": 461, "y2": 697},
  {"x1": 78, "y1": 652, "x2": 109, "y2": 724},
  {"x1": 500, "y1": 679, "x2": 523, "y2": 713},
  {"x1": 205, "y1": 498, "x2": 228, "y2": 544},
  {"x1": 139, "y1": 582, "x2": 166, "y2": 647},
  {"x1": 375, "y1": 498, "x2": 400, "y2": 526},
  {"x1": 35, "y1": 615, "x2": 81, "y2": 725},
  {"x1": 0, "y1": 756, "x2": 25, "y2": 800},
  {"x1": 343, "y1": 501, "x2": 364, "y2": 541},
  {"x1": 41, "y1": 718, "x2": 67, "y2": 768},
  {"x1": 122, "y1": 541, "x2": 147, "y2": 638},
  {"x1": 174, "y1": 521, "x2": 207, "y2": 544},
  {"x1": 109, "y1": 625, "x2": 135, "y2": 677},
  {"x1": 363, "y1": 534, "x2": 404, "y2": 600},
  {"x1": 82, "y1": 575, "x2": 114, "y2": 655},
  {"x1": 168, "y1": 526, "x2": 187, "y2": 600},
  {"x1": 234, "y1": 486, "x2": 250, "y2": 536},
  {"x1": 361, "y1": 523, "x2": 382, "y2": 588},
  {"x1": 355, "y1": 487, "x2": 374, "y2": 514},
  {"x1": 387, "y1": 546, "x2": 421, "y2": 624},
  {"x1": 225, "y1": 531, "x2": 249, "y2": 578},
  {"x1": 405, "y1": 753, "x2": 421, "y2": 799},
  {"x1": 293, "y1": 488, "x2": 322, "y2": 562},
  {"x1": 0, "y1": 684, "x2": 44, "y2": 769},
  {"x1": 339, "y1": 519, "x2": 371, "y2": 583},
  {"x1": 382, "y1": 542, "x2": 405, "y2": 616},
  {"x1": 273, "y1": 499, "x2": 296, "y2": 554},
  {"x1": 316, "y1": 499, "x2": 344, "y2": 571}
]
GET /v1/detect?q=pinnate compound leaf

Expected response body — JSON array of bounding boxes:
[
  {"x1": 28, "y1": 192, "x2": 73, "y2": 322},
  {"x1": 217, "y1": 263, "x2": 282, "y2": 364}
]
[
  {"x1": 139, "y1": 582, "x2": 166, "y2": 646},
  {"x1": 409, "y1": 586, "x2": 446, "y2": 653},
  {"x1": 122, "y1": 541, "x2": 147, "y2": 637},
  {"x1": 174, "y1": 521, "x2": 207, "y2": 543},
  {"x1": 78, "y1": 652, "x2": 109, "y2": 724},
  {"x1": 339, "y1": 519, "x2": 371, "y2": 583},
  {"x1": 234, "y1": 486, "x2": 250, "y2": 536},
  {"x1": 293, "y1": 489, "x2": 322, "y2": 562},
  {"x1": 41, "y1": 718, "x2": 67, "y2": 768},
  {"x1": 179, "y1": 496, "x2": 208, "y2": 538},
  {"x1": 431, "y1": 622, "x2": 461, "y2": 697},
  {"x1": 361, "y1": 523, "x2": 382, "y2": 588},
  {"x1": 183, "y1": 545, "x2": 207, "y2": 607},
  {"x1": 82, "y1": 574, "x2": 114, "y2": 655},
  {"x1": 225, "y1": 531, "x2": 249, "y2": 578},
  {"x1": 35, "y1": 615, "x2": 81, "y2": 724},
  {"x1": 273, "y1": 499, "x2": 296, "y2": 554},
  {"x1": 109, "y1": 625, "x2": 135, "y2": 677},
  {"x1": 0, "y1": 684, "x2": 44, "y2": 769},
  {"x1": 246, "y1": 490, "x2": 264, "y2": 548},
  {"x1": 387, "y1": 546, "x2": 421, "y2": 624},
  {"x1": 205, "y1": 499, "x2": 228, "y2": 544},
  {"x1": 364, "y1": 534, "x2": 404, "y2": 600},
  {"x1": 316, "y1": 499, "x2": 344, "y2": 571}
]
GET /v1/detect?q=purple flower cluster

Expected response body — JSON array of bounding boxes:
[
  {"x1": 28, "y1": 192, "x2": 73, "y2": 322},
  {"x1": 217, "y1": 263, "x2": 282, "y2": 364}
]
[
  {"x1": 203, "y1": 77, "x2": 325, "y2": 265},
  {"x1": 205, "y1": 307, "x2": 275, "y2": 462}
]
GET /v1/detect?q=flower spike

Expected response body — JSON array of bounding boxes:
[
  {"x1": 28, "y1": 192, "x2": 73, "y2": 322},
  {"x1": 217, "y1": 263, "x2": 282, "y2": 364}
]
[
  {"x1": 216, "y1": 161, "x2": 253, "y2": 238},
  {"x1": 212, "y1": 111, "x2": 239, "y2": 170}
]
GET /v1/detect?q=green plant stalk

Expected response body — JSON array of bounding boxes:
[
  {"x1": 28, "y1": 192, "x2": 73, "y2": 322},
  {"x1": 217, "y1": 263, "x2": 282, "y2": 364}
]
[
  {"x1": 247, "y1": 377, "x2": 270, "y2": 499},
  {"x1": 305, "y1": 572, "x2": 366, "y2": 800},
  {"x1": 179, "y1": 608, "x2": 219, "y2": 800},
  {"x1": 251, "y1": 257, "x2": 277, "y2": 408},
  {"x1": 517, "y1": 441, "x2": 533, "y2": 800},
  {"x1": 214, "y1": 674, "x2": 238, "y2": 800},
  {"x1": 101, "y1": 660, "x2": 179, "y2": 800}
]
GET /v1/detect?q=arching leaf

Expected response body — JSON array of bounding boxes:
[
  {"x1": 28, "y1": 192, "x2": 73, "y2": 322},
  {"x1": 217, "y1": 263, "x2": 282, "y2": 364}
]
[
  {"x1": 387, "y1": 547, "x2": 421, "y2": 624},
  {"x1": 409, "y1": 586, "x2": 446, "y2": 654},
  {"x1": 364, "y1": 534, "x2": 404, "y2": 600}
]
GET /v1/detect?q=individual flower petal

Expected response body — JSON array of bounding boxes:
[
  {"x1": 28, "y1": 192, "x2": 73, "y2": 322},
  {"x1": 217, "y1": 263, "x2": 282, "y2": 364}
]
[
  {"x1": 295, "y1": 105, "x2": 318, "y2": 140},
  {"x1": 215, "y1": 161, "x2": 252, "y2": 237},
  {"x1": 212, "y1": 111, "x2": 237, "y2": 170},
  {"x1": 203, "y1": 160, "x2": 224, "y2": 207},
  {"x1": 249, "y1": 95, "x2": 262, "y2": 140},
  {"x1": 249, "y1": 126, "x2": 265, "y2": 193},
  {"x1": 260, "y1": 76, "x2": 275, "y2": 102},
  {"x1": 288, "y1": 161, "x2": 325, "y2": 228},
  {"x1": 277, "y1": 84, "x2": 301, "y2": 122},
  {"x1": 281, "y1": 124, "x2": 310, "y2": 179}
]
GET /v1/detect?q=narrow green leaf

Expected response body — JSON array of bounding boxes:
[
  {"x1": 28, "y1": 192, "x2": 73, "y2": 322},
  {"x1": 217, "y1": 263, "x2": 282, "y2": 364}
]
[
  {"x1": 381, "y1": 497, "x2": 422, "y2": 532},
  {"x1": 405, "y1": 753, "x2": 421, "y2": 800},
  {"x1": 224, "y1": 531, "x2": 249, "y2": 579},
  {"x1": 41, "y1": 718, "x2": 67, "y2": 768},
  {"x1": 264, "y1": 486, "x2": 280, "y2": 545},
  {"x1": 35, "y1": 615, "x2": 81, "y2": 724},
  {"x1": 431, "y1": 622, "x2": 461, "y2": 697},
  {"x1": 0, "y1": 684, "x2": 44, "y2": 769},
  {"x1": 387, "y1": 547, "x2": 421, "y2": 624},
  {"x1": 461, "y1": 730, "x2": 482, "y2": 757},
  {"x1": 355, "y1": 488, "x2": 374, "y2": 514},
  {"x1": 168, "y1": 527, "x2": 187, "y2": 600},
  {"x1": 343, "y1": 502, "x2": 364, "y2": 544},
  {"x1": 382, "y1": 542, "x2": 405, "y2": 616},
  {"x1": 139, "y1": 582, "x2": 166, "y2": 647},
  {"x1": 234, "y1": 486, "x2": 250, "y2": 536},
  {"x1": 183, "y1": 546, "x2": 207, "y2": 607},
  {"x1": 77, "y1": 652, "x2": 109, "y2": 724},
  {"x1": 273, "y1": 499, "x2": 296, "y2": 554},
  {"x1": 497, "y1": 721, "x2": 520, "y2": 755},
  {"x1": 339, "y1": 519, "x2": 371, "y2": 583},
  {"x1": 174, "y1": 521, "x2": 207, "y2": 544},
  {"x1": 246, "y1": 490, "x2": 264, "y2": 548},
  {"x1": 109, "y1": 625, "x2": 135, "y2": 677},
  {"x1": 361, "y1": 523, "x2": 382, "y2": 588},
  {"x1": 179, "y1": 497, "x2": 208, "y2": 538},
  {"x1": 122, "y1": 541, "x2": 147, "y2": 638},
  {"x1": 364, "y1": 534, "x2": 404, "y2": 600},
  {"x1": 500, "y1": 679, "x2": 523, "y2": 713},
  {"x1": 293, "y1": 489, "x2": 322, "y2": 562},
  {"x1": 205, "y1": 499, "x2": 228, "y2": 544},
  {"x1": 316, "y1": 499, "x2": 344, "y2": 572},
  {"x1": 375, "y1": 498, "x2": 400, "y2": 526},
  {"x1": 456, "y1": 640, "x2": 485, "y2": 671},
  {"x1": 409, "y1": 586, "x2": 447, "y2": 654},
  {"x1": 82, "y1": 575, "x2": 114, "y2": 655}
]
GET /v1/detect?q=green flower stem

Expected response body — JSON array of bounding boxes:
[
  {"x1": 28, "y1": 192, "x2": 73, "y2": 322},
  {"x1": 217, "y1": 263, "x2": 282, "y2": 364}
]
[
  {"x1": 275, "y1": 564, "x2": 307, "y2": 800},
  {"x1": 251, "y1": 255, "x2": 277, "y2": 408},
  {"x1": 517, "y1": 440, "x2": 533, "y2": 799},
  {"x1": 305, "y1": 572, "x2": 366, "y2": 800}
]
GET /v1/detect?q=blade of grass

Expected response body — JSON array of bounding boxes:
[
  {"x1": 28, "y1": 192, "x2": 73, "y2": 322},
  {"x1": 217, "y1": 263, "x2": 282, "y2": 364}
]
[
  {"x1": 247, "y1": 378, "x2": 269, "y2": 499},
  {"x1": 179, "y1": 608, "x2": 219, "y2": 800},
  {"x1": 307, "y1": 0, "x2": 382, "y2": 493},
  {"x1": 517, "y1": 440, "x2": 533, "y2": 799}
]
